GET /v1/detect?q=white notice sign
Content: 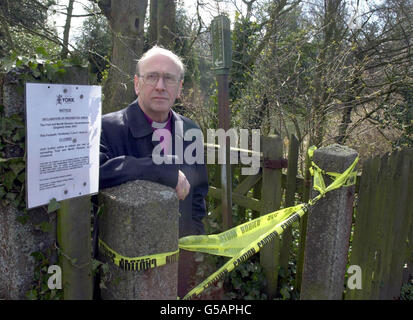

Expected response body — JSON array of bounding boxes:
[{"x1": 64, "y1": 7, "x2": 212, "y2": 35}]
[{"x1": 26, "y1": 83, "x2": 102, "y2": 209}]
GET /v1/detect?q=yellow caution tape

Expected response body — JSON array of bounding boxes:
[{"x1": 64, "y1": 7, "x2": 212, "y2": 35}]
[
  {"x1": 178, "y1": 204, "x2": 305, "y2": 258},
  {"x1": 308, "y1": 147, "x2": 358, "y2": 205},
  {"x1": 309, "y1": 146, "x2": 358, "y2": 194},
  {"x1": 180, "y1": 147, "x2": 358, "y2": 300},
  {"x1": 98, "y1": 238, "x2": 179, "y2": 271},
  {"x1": 97, "y1": 146, "x2": 359, "y2": 300},
  {"x1": 179, "y1": 204, "x2": 309, "y2": 300}
]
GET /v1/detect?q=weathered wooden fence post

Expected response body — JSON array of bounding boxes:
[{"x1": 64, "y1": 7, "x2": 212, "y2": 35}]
[
  {"x1": 98, "y1": 180, "x2": 179, "y2": 300},
  {"x1": 296, "y1": 143, "x2": 312, "y2": 291},
  {"x1": 300, "y1": 144, "x2": 358, "y2": 300},
  {"x1": 56, "y1": 67, "x2": 93, "y2": 300},
  {"x1": 260, "y1": 134, "x2": 283, "y2": 298},
  {"x1": 346, "y1": 148, "x2": 413, "y2": 300},
  {"x1": 279, "y1": 134, "x2": 299, "y2": 275},
  {"x1": 236, "y1": 165, "x2": 247, "y2": 222},
  {"x1": 57, "y1": 197, "x2": 92, "y2": 299}
]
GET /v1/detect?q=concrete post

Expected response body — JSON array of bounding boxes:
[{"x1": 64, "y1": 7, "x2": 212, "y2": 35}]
[
  {"x1": 300, "y1": 144, "x2": 358, "y2": 300},
  {"x1": 98, "y1": 180, "x2": 179, "y2": 300}
]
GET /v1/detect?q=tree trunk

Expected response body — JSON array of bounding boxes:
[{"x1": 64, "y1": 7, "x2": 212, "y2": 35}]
[
  {"x1": 149, "y1": 0, "x2": 158, "y2": 46},
  {"x1": 60, "y1": 0, "x2": 74, "y2": 59},
  {"x1": 99, "y1": 0, "x2": 148, "y2": 114},
  {"x1": 157, "y1": 0, "x2": 175, "y2": 49},
  {"x1": 311, "y1": 0, "x2": 343, "y2": 146}
]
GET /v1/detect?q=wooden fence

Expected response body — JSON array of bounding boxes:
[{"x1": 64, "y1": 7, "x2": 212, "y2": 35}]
[
  {"x1": 205, "y1": 135, "x2": 413, "y2": 300},
  {"x1": 346, "y1": 148, "x2": 413, "y2": 299}
]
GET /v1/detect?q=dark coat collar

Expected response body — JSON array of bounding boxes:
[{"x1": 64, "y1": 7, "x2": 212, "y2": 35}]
[{"x1": 125, "y1": 99, "x2": 183, "y2": 139}]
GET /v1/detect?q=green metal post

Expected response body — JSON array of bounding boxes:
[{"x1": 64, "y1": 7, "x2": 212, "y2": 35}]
[{"x1": 211, "y1": 15, "x2": 233, "y2": 230}]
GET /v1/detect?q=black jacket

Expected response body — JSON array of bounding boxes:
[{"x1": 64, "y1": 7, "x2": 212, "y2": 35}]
[{"x1": 99, "y1": 100, "x2": 208, "y2": 237}]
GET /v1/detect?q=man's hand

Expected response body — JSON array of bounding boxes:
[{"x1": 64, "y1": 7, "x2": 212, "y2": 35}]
[{"x1": 176, "y1": 170, "x2": 190, "y2": 200}]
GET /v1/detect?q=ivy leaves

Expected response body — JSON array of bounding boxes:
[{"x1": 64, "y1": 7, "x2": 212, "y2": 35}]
[
  {"x1": 1, "y1": 46, "x2": 87, "y2": 83},
  {"x1": 225, "y1": 256, "x2": 268, "y2": 300},
  {"x1": 47, "y1": 198, "x2": 60, "y2": 213},
  {"x1": 26, "y1": 250, "x2": 62, "y2": 300},
  {"x1": 0, "y1": 114, "x2": 26, "y2": 209}
]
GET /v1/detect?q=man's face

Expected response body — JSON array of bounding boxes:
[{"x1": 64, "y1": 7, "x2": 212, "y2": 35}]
[{"x1": 134, "y1": 54, "x2": 183, "y2": 122}]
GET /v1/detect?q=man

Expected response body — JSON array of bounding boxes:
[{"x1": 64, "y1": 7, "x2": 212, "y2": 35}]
[{"x1": 99, "y1": 46, "x2": 208, "y2": 298}]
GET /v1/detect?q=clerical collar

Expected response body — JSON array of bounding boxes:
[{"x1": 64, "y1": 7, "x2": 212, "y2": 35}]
[
  {"x1": 140, "y1": 106, "x2": 172, "y2": 132},
  {"x1": 152, "y1": 120, "x2": 168, "y2": 129}
]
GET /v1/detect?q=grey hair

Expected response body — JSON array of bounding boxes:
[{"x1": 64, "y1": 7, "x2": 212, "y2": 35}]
[{"x1": 136, "y1": 46, "x2": 185, "y2": 80}]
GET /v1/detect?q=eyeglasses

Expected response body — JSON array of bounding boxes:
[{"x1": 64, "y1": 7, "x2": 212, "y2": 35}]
[{"x1": 139, "y1": 72, "x2": 181, "y2": 86}]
